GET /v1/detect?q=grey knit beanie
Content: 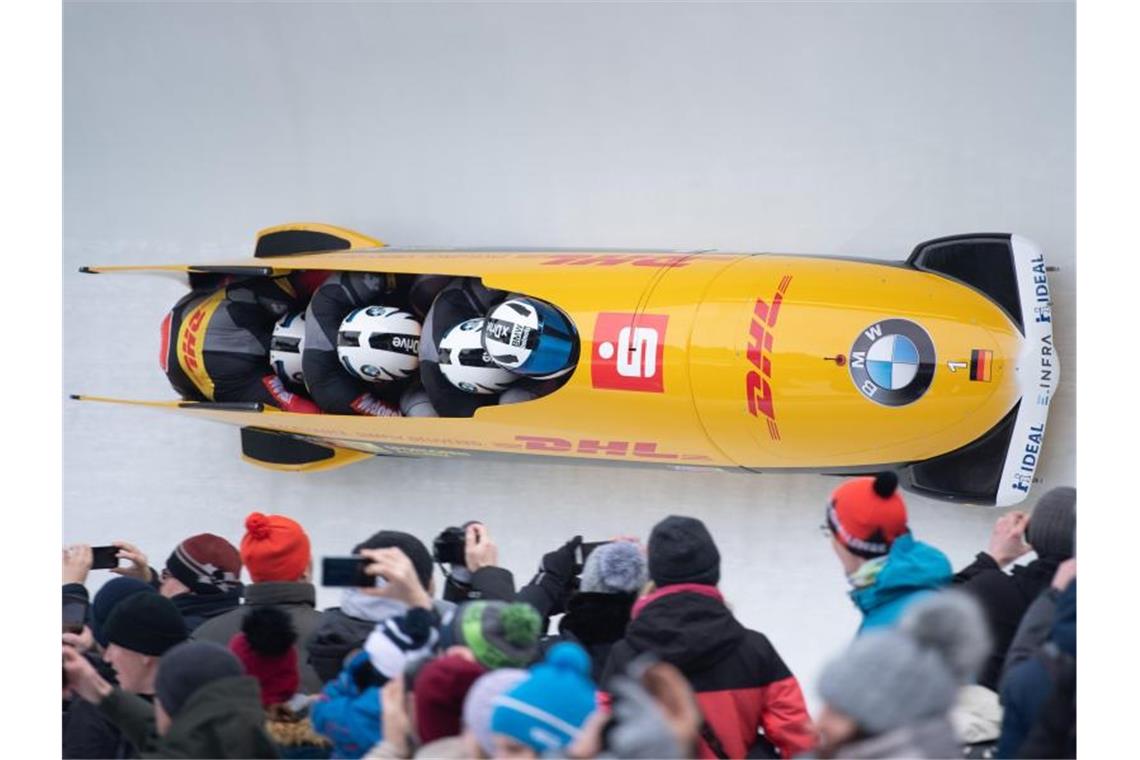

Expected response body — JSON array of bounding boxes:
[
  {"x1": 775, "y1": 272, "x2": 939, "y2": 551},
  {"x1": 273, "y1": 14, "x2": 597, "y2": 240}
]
[
  {"x1": 1026, "y1": 486, "x2": 1076, "y2": 559},
  {"x1": 462, "y1": 668, "x2": 528, "y2": 756},
  {"x1": 818, "y1": 591, "x2": 991, "y2": 735},
  {"x1": 580, "y1": 541, "x2": 648, "y2": 594},
  {"x1": 155, "y1": 641, "x2": 244, "y2": 718}
]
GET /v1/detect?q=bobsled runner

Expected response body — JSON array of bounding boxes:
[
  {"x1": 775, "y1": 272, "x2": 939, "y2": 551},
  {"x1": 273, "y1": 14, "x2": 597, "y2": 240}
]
[{"x1": 75, "y1": 222, "x2": 1060, "y2": 506}]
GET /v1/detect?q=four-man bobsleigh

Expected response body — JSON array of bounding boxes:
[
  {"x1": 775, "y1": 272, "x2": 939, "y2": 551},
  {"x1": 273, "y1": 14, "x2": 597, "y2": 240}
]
[{"x1": 75, "y1": 222, "x2": 1059, "y2": 506}]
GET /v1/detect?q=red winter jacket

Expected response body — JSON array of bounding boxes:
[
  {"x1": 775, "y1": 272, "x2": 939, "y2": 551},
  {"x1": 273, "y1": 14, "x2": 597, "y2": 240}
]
[{"x1": 601, "y1": 584, "x2": 814, "y2": 759}]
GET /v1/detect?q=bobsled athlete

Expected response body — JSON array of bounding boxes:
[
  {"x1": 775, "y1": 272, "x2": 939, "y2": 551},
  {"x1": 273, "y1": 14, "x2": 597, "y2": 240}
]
[
  {"x1": 160, "y1": 272, "x2": 326, "y2": 413},
  {"x1": 482, "y1": 296, "x2": 579, "y2": 380},
  {"x1": 302, "y1": 271, "x2": 414, "y2": 416},
  {"x1": 418, "y1": 277, "x2": 514, "y2": 417}
]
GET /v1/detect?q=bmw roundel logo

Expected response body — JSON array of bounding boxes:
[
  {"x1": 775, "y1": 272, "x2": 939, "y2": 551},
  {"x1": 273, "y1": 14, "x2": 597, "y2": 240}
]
[{"x1": 849, "y1": 319, "x2": 936, "y2": 407}]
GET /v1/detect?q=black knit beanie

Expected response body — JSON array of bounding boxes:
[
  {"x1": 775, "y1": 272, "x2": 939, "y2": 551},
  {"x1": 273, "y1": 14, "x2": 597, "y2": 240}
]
[
  {"x1": 103, "y1": 593, "x2": 188, "y2": 656},
  {"x1": 155, "y1": 641, "x2": 244, "y2": 718},
  {"x1": 353, "y1": 530, "x2": 434, "y2": 589},
  {"x1": 647, "y1": 515, "x2": 721, "y2": 587}
]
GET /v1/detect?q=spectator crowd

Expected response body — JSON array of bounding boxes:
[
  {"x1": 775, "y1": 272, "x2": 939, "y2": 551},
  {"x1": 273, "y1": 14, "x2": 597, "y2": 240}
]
[{"x1": 61, "y1": 474, "x2": 1076, "y2": 759}]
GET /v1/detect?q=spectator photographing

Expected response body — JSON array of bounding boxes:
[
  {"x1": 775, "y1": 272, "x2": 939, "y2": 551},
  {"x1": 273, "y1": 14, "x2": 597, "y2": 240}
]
[
  {"x1": 63, "y1": 586, "x2": 185, "y2": 759},
  {"x1": 109, "y1": 534, "x2": 245, "y2": 634},
  {"x1": 602, "y1": 515, "x2": 815, "y2": 759},
  {"x1": 953, "y1": 486, "x2": 1076, "y2": 690},
  {"x1": 306, "y1": 530, "x2": 445, "y2": 683},
  {"x1": 65, "y1": 640, "x2": 277, "y2": 758},
  {"x1": 823, "y1": 472, "x2": 953, "y2": 633},
  {"x1": 551, "y1": 540, "x2": 647, "y2": 682}
]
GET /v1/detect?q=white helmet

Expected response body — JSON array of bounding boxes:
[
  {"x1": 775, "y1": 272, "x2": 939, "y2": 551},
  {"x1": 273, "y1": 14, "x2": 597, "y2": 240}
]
[
  {"x1": 483, "y1": 297, "x2": 577, "y2": 379},
  {"x1": 270, "y1": 312, "x2": 307, "y2": 386},
  {"x1": 337, "y1": 305, "x2": 422, "y2": 383},
  {"x1": 438, "y1": 318, "x2": 518, "y2": 394}
]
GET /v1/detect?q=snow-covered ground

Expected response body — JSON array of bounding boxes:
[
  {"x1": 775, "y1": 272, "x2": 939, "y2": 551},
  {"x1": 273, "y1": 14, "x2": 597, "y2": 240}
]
[{"x1": 63, "y1": 1, "x2": 1074, "y2": 712}]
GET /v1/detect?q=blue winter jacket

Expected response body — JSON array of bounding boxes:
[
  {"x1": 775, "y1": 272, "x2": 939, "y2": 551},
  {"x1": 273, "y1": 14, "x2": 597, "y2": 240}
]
[
  {"x1": 996, "y1": 582, "x2": 1076, "y2": 758},
  {"x1": 850, "y1": 533, "x2": 953, "y2": 634},
  {"x1": 309, "y1": 651, "x2": 381, "y2": 759}
]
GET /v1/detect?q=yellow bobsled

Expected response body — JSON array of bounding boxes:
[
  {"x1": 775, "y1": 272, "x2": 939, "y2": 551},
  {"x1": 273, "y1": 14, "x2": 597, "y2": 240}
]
[{"x1": 76, "y1": 223, "x2": 1059, "y2": 506}]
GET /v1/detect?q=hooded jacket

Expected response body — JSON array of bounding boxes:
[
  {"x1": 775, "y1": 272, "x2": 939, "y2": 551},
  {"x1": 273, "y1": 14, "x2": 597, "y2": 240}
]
[
  {"x1": 191, "y1": 582, "x2": 325, "y2": 694},
  {"x1": 601, "y1": 585, "x2": 814, "y2": 759},
  {"x1": 851, "y1": 533, "x2": 953, "y2": 634},
  {"x1": 953, "y1": 552, "x2": 1059, "y2": 690},
  {"x1": 97, "y1": 675, "x2": 278, "y2": 758}
]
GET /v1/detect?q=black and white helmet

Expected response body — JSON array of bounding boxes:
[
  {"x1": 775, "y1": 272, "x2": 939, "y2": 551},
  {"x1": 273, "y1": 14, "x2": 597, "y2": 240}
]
[
  {"x1": 337, "y1": 305, "x2": 422, "y2": 383},
  {"x1": 438, "y1": 318, "x2": 518, "y2": 395},
  {"x1": 270, "y1": 312, "x2": 307, "y2": 386}
]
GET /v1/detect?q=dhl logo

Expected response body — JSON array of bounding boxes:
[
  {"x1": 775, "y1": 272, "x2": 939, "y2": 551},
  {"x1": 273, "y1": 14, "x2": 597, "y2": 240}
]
[
  {"x1": 496, "y1": 436, "x2": 711, "y2": 461},
  {"x1": 539, "y1": 254, "x2": 691, "y2": 268},
  {"x1": 180, "y1": 307, "x2": 207, "y2": 373},
  {"x1": 174, "y1": 291, "x2": 223, "y2": 399},
  {"x1": 745, "y1": 275, "x2": 792, "y2": 441}
]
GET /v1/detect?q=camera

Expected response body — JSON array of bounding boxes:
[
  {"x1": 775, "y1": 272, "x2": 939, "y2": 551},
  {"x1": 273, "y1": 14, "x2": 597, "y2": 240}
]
[{"x1": 433, "y1": 526, "x2": 467, "y2": 566}]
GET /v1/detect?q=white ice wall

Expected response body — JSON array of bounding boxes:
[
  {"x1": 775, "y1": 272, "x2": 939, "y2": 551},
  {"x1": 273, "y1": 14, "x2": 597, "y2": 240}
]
[{"x1": 63, "y1": 2, "x2": 1075, "y2": 711}]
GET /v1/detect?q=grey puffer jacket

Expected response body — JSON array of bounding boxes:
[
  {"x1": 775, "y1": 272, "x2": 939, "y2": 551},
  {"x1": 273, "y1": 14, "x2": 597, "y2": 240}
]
[{"x1": 835, "y1": 716, "x2": 961, "y2": 759}]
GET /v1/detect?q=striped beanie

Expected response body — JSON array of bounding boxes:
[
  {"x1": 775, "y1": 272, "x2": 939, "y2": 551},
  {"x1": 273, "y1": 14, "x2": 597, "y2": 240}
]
[
  {"x1": 490, "y1": 642, "x2": 597, "y2": 752},
  {"x1": 364, "y1": 607, "x2": 437, "y2": 680},
  {"x1": 165, "y1": 533, "x2": 243, "y2": 595},
  {"x1": 450, "y1": 601, "x2": 541, "y2": 669}
]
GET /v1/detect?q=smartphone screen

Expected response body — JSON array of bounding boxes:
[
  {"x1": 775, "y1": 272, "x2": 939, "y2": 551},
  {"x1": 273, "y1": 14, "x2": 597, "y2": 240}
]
[
  {"x1": 322, "y1": 556, "x2": 380, "y2": 588},
  {"x1": 90, "y1": 545, "x2": 121, "y2": 570},
  {"x1": 63, "y1": 599, "x2": 88, "y2": 634},
  {"x1": 574, "y1": 540, "x2": 612, "y2": 573}
]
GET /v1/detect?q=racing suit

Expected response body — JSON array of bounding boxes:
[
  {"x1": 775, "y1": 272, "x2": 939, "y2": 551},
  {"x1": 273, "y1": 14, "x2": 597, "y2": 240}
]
[
  {"x1": 160, "y1": 273, "x2": 325, "y2": 413},
  {"x1": 302, "y1": 271, "x2": 411, "y2": 415}
]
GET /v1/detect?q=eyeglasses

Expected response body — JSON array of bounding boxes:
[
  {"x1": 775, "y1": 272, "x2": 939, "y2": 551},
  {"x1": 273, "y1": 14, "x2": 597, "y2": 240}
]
[{"x1": 819, "y1": 522, "x2": 834, "y2": 539}]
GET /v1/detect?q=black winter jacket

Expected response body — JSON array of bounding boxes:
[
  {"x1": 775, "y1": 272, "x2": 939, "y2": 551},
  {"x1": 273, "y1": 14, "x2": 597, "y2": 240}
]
[
  {"x1": 553, "y1": 592, "x2": 635, "y2": 683},
  {"x1": 171, "y1": 588, "x2": 243, "y2": 635},
  {"x1": 953, "y1": 553, "x2": 1058, "y2": 690}
]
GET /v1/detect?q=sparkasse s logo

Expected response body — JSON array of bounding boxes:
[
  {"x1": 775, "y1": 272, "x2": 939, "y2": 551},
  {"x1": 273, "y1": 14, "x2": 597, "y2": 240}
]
[{"x1": 591, "y1": 313, "x2": 669, "y2": 392}]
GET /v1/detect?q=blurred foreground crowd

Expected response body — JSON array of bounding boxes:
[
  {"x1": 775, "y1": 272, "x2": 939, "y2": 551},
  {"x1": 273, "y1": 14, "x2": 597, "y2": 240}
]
[{"x1": 61, "y1": 474, "x2": 1076, "y2": 759}]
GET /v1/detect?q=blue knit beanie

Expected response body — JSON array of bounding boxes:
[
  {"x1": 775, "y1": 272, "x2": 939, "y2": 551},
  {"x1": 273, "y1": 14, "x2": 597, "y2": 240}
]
[{"x1": 490, "y1": 642, "x2": 596, "y2": 752}]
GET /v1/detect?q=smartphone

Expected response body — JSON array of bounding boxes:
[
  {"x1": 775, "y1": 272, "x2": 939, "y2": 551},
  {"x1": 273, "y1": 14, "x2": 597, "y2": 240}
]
[
  {"x1": 63, "y1": 597, "x2": 88, "y2": 634},
  {"x1": 90, "y1": 545, "x2": 121, "y2": 570},
  {"x1": 322, "y1": 556, "x2": 384, "y2": 588},
  {"x1": 575, "y1": 541, "x2": 612, "y2": 573}
]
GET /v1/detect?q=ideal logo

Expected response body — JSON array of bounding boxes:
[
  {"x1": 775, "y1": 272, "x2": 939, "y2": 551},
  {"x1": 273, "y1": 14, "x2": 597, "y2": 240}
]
[{"x1": 591, "y1": 313, "x2": 669, "y2": 392}]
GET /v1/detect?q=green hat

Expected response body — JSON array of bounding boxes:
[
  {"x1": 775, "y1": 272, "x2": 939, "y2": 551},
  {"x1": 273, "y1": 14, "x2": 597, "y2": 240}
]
[{"x1": 453, "y1": 601, "x2": 541, "y2": 669}]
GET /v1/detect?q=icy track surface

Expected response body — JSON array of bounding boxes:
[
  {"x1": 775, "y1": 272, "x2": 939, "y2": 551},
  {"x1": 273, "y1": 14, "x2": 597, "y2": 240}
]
[{"x1": 63, "y1": 2, "x2": 1074, "y2": 711}]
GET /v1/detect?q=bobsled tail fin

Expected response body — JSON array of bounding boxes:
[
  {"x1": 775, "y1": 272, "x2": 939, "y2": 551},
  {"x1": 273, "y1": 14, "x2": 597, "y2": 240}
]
[
  {"x1": 253, "y1": 222, "x2": 385, "y2": 258},
  {"x1": 903, "y1": 234, "x2": 1058, "y2": 506},
  {"x1": 240, "y1": 427, "x2": 373, "y2": 472}
]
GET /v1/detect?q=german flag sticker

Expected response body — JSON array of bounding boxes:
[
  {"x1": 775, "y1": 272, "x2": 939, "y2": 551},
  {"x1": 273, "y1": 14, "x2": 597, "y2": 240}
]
[{"x1": 970, "y1": 349, "x2": 993, "y2": 382}]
